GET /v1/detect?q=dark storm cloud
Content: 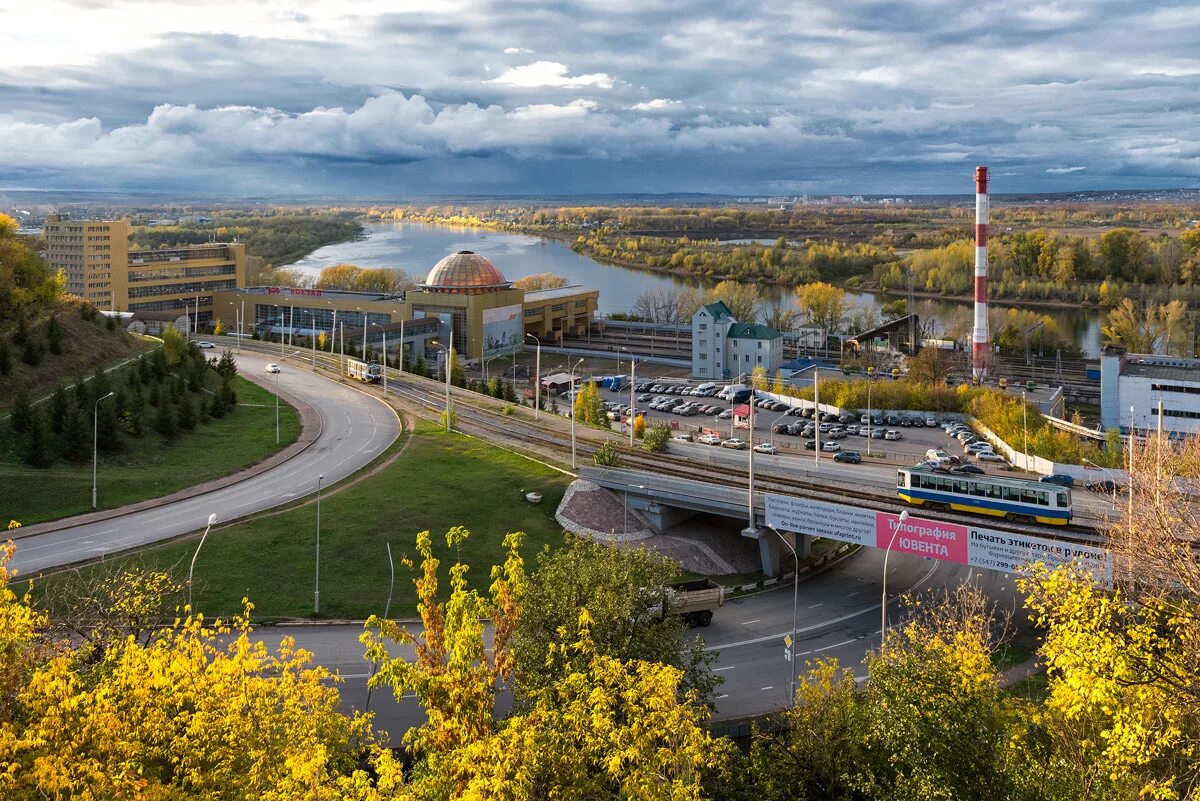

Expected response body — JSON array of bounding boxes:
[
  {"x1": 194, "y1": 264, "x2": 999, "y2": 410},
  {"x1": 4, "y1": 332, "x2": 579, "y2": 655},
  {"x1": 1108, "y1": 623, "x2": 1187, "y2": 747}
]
[{"x1": 1, "y1": 0, "x2": 1198, "y2": 195}]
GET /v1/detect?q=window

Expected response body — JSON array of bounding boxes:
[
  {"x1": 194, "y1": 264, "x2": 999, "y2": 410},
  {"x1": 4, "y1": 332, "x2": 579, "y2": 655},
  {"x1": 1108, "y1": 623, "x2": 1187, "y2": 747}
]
[
  {"x1": 757, "y1": 356, "x2": 762, "y2": 363},
  {"x1": 699, "y1": 353, "x2": 707, "y2": 360},
  {"x1": 699, "y1": 323, "x2": 707, "y2": 330},
  {"x1": 699, "y1": 339, "x2": 707, "y2": 348},
  {"x1": 757, "y1": 341, "x2": 762, "y2": 349},
  {"x1": 897, "y1": 471, "x2": 905, "y2": 488}
]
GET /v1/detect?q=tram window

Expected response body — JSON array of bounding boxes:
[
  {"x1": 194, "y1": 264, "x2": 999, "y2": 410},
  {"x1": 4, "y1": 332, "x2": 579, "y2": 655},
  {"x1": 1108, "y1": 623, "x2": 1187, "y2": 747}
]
[
  {"x1": 987, "y1": 485, "x2": 1003, "y2": 498},
  {"x1": 953, "y1": 480, "x2": 967, "y2": 493},
  {"x1": 1021, "y1": 490, "x2": 1037, "y2": 504},
  {"x1": 1004, "y1": 487, "x2": 1020, "y2": 502},
  {"x1": 938, "y1": 477, "x2": 951, "y2": 492},
  {"x1": 1057, "y1": 492, "x2": 1068, "y2": 507},
  {"x1": 897, "y1": 471, "x2": 905, "y2": 487},
  {"x1": 971, "y1": 483, "x2": 986, "y2": 497},
  {"x1": 1037, "y1": 491, "x2": 1048, "y2": 506}
]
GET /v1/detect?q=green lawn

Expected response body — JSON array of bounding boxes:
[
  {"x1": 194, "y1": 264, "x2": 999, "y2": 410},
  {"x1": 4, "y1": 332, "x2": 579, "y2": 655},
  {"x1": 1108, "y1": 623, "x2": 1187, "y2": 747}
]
[
  {"x1": 1, "y1": 376, "x2": 300, "y2": 525},
  {"x1": 31, "y1": 421, "x2": 571, "y2": 621}
]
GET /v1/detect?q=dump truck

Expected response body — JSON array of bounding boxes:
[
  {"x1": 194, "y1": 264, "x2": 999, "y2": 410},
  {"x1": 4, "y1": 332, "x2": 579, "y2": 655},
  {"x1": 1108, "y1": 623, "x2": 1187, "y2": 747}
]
[{"x1": 662, "y1": 578, "x2": 724, "y2": 627}]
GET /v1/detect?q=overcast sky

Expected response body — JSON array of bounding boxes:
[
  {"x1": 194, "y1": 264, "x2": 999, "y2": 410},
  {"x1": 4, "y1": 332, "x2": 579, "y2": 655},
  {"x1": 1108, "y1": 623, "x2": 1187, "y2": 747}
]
[{"x1": 1, "y1": 0, "x2": 1198, "y2": 197}]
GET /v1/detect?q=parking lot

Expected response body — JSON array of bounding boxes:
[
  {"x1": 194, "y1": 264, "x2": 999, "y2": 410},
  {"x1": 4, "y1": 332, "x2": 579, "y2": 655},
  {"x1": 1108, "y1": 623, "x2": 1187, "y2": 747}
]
[{"x1": 595, "y1": 377, "x2": 1013, "y2": 470}]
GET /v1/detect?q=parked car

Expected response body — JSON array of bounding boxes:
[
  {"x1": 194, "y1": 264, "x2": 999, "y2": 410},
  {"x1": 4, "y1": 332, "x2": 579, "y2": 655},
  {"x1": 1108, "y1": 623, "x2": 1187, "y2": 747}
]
[
  {"x1": 839, "y1": 412, "x2": 857, "y2": 424},
  {"x1": 955, "y1": 430, "x2": 977, "y2": 442},
  {"x1": 821, "y1": 441, "x2": 841, "y2": 452},
  {"x1": 266, "y1": 363, "x2": 281, "y2": 373},
  {"x1": 870, "y1": 429, "x2": 886, "y2": 438},
  {"x1": 787, "y1": 423, "x2": 805, "y2": 435},
  {"x1": 717, "y1": 409, "x2": 733, "y2": 419},
  {"x1": 772, "y1": 423, "x2": 791, "y2": 434},
  {"x1": 952, "y1": 464, "x2": 986, "y2": 475},
  {"x1": 1087, "y1": 479, "x2": 1122, "y2": 494},
  {"x1": 803, "y1": 439, "x2": 817, "y2": 450},
  {"x1": 637, "y1": 393, "x2": 652, "y2": 402},
  {"x1": 787, "y1": 406, "x2": 805, "y2": 416},
  {"x1": 977, "y1": 452, "x2": 1007, "y2": 463},
  {"x1": 845, "y1": 424, "x2": 860, "y2": 435},
  {"x1": 698, "y1": 433, "x2": 723, "y2": 445},
  {"x1": 925, "y1": 416, "x2": 938, "y2": 427},
  {"x1": 884, "y1": 429, "x2": 902, "y2": 440},
  {"x1": 753, "y1": 442, "x2": 778, "y2": 454},
  {"x1": 672, "y1": 434, "x2": 693, "y2": 443},
  {"x1": 1039, "y1": 474, "x2": 1075, "y2": 488},
  {"x1": 721, "y1": 438, "x2": 748, "y2": 450},
  {"x1": 834, "y1": 450, "x2": 862, "y2": 464},
  {"x1": 197, "y1": 341, "x2": 215, "y2": 349},
  {"x1": 965, "y1": 441, "x2": 994, "y2": 454}
]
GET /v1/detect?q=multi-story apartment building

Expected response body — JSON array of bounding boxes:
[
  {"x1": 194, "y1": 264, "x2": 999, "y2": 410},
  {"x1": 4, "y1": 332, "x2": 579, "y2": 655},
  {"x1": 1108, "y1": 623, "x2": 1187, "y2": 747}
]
[
  {"x1": 43, "y1": 216, "x2": 130, "y2": 308},
  {"x1": 42, "y1": 217, "x2": 246, "y2": 327}
]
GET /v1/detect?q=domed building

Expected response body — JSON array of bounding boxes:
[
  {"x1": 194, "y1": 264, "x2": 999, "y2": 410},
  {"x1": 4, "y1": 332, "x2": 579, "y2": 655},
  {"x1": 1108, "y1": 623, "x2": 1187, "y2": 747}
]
[
  {"x1": 420, "y1": 251, "x2": 512, "y2": 294},
  {"x1": 212, "y1": 249, "x2": 598, "y2": 365}
]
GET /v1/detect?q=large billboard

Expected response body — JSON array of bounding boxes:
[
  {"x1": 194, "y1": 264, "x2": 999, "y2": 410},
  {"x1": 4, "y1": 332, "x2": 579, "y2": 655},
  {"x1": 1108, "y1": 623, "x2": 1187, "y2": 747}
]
[
  {"x1": 764, "y1": 494, "x2": 1111, "y2": 583},
  {"x1": 482, "y1": 304, "x2": 522, "y2": 358}
]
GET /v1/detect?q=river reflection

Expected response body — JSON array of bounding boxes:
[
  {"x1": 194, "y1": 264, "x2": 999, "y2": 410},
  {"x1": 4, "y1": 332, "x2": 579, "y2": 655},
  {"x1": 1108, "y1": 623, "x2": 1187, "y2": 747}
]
[{"x1": 284, "y1": 221, "x2": 1101, "y2": 356}]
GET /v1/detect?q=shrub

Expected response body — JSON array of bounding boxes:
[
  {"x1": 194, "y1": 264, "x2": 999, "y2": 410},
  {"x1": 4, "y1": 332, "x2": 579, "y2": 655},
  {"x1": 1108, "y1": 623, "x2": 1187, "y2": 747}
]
[
  {"x1": 643, "y1": 423, "x2": 671, "y2": 453},
  {"x1": 593, "y1": 439, "x2": 621, "y2": 467}
]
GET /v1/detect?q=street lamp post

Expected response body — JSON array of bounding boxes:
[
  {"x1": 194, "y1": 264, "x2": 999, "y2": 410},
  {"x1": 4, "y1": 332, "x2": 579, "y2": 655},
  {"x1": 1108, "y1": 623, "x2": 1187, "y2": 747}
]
[
  {"x1": 526, "y1": 333, "x2": 541, "y2": 420},
  {"x1": 769, "y1": 526, "x2": 800, "y2": 705},
  {"x1": 569, "y1": 357, "x2": 585, "y2": 469},
  {"x1": 274, "y1": 369, "x2": 280, "y2": 444},
  {"x1": 356, "y1": 307, "x2": 369, "y2": 361},
  {"x1": 1128, "y1": 404, "x2": 1135, "y2": 529},
  {"x1": 1083, "y1": 458, "x2": 1117, "y2": 513},
  {"x1": 621, "y1": 346, "x2": 635, "y2": 445},
  {"x1": 769, "y1": 411, "x2": 791, "y2": 445},
  {"x1": 188, "y1": 513, "x2": 218, "y2": 611},
  {"x1": 483, "y1": 353, "x2": 503, "y2": 385},
  {"x1": 366, "y1": 322, "x2": 387, "y2": 393},
  {"x1": 814, "y1": 368, "x2": 821, "y2": 471},
  {"x1": 1022, "y1": 390, "x2": 1029, "y2": 466},
  {"x1": 314, "y1": 474, "x2": 323, "y2": 615},
  {"x1": 747, "y1": 400, "x2": 755, "y2": 529},
  {"x1": 308, "y1": 310, "x2": 316, "y2": 368},
  {"x1": 397, "y1": 316, "x2": 405, "y2": 376},
  {"x1": 880, "y1": 509, "x2": 912, "y2": 649},
  {"x1": 92, "y1": 391, "x2": 114, "y2": 509},
  {"x1": 866, "y1": 368, "x2": 874, "y2": 457},
  {"x1": 431, "y1": 340, "x2": 453, "y2": 431}
]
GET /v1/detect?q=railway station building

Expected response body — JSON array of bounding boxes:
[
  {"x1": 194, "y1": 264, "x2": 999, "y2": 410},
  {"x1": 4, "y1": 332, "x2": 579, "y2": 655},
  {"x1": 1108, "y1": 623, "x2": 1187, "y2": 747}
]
[{"x1": 211, "y1": 251, "x2": 598, "y2": 362}]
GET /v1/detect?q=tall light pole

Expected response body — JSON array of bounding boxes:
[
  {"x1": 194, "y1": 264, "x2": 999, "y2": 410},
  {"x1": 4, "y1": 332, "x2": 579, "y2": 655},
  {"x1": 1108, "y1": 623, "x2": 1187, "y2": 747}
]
[
  {"x1": 1021, "y1": 390, "x2": 1029, "y2": 467},
  {"x1": 397, "y1": 316, "x2": 405, "y2": 376},
  {"x1": 881, "y1": 509, "x2": 911, "y2": 650},
  {"x1": 526, "y1": 333, "x2": 541, "y2": 419},
  {"x1": 91, "y1": 391, "x2": 114, "y2": 509},
  {"x1": 483, "y1": 353, "x2": 503, "y2": 385},
  {"x1": 569, "y1": 357, "x2": 585, "y2": 469},
  {"x1": 308, "y1": 310, "x2": 316, "y2": 368},
  {"x1": 274, "y1": 368, "x2": 280, "y2": 445},
  {"x1": 1083, "y1": 458, "x2": 1117, "y2": 513},
  {"x1": 769, "y1": 526, "x2": 800, "y2": 705},
  {"x1": 356, "y1": 307, "x2": 368, "y2": 360},
  {"x1": 747, "y1": 399, "x2": 755, "y2": 529},
  {"x1": 814, "y1": 368, "x2": 821, "y2": 471},
  {"x1": 1128, "y1": 404, "x2": 1135, "y2": 530},
  {"x1": 431, "y1": 340, "x2": 453, "y2": 431},
  {"x1": 314, "y1": 474, "x2": 324, "y2": 615},
  {"x1": 239, "y1": 300, "x2": 245, "y2": 352},
  {"x1": 277, "y1": 305, "x2": 285, "y2": 358},
  {"x1": 866, "y1": 367, "x2": 874, "y2": 457},
  {"x1": 621, "y1": 346, "x2": 635, "y2": 445},
  {"x1": 188, "y1": 513, "x2": 218, "y2": 611}
]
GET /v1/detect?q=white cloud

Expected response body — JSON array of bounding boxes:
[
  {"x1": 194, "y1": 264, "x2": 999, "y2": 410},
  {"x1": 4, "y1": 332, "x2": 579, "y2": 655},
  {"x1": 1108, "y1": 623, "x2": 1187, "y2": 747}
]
[
  {"x1": 1046, "y1": 166, "x2": 1088, "y2": 174},
  {"x1": 631, "y1": 98, "x2": 681, "y2": 111},
  {"x1": 503, "y1": 47, "x2": 533, "y2": 55},
  {"x1": 490, "y1": 61, "x2": 614, "y2": 89},
  {"x1": 510, "y1": 99, "x2": 597, "y2": 121}
]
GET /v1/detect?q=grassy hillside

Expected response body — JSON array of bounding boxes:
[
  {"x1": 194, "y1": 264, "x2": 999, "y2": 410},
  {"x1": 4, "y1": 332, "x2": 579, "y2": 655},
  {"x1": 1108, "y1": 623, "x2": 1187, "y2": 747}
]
[{"x1": 0, "y1": 297, "x2": 153, "y2": 413}]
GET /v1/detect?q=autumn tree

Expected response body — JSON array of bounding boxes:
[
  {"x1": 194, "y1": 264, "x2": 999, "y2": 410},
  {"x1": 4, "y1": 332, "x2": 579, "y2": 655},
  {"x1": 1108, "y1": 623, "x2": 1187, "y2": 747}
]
[
  {"x1": 160, "y1": 323, "x2": 187, "y2": 366},
  {"x1": 513, "y1": 535, "x2": 721, "y2": 707},
  {"x1": 315, "y1": 263, "x2": 415, "y2": 293},
  {"x1": 796, "y1": 281, "x2": 849, "y2": 337},
  {"x1": 513, "y1": 272, "x2": 569, "y2": 291}
]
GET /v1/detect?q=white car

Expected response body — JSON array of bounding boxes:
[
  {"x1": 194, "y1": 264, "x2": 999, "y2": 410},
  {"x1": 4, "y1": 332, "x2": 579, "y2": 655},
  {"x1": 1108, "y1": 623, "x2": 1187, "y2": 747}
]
[
  {"x1": 821, "y1": 441, "x2": 841, "y2": 452},
  {"x1": 965, "y1": 441, "x2": 994, "y2": 454},
  {"x1": 196, "y1": 341, "x2": 215, "y2": 349},
  {"x1": 698, "y1": 433, "x2": 723, "y2": 445},
  {"x1": 266, "y1": 363, "x2": 281, "y2": 373},
  {"x1": 753, "y1": 442, "x2": 778, "y2": 454},
  {"x1": 884, "y1": 429, "x2": 902, "y2": 440},
  {"x1": 721, "y1": 438, "x2": 748, "y2": 450},
  {"x1": 977, "y1": 451, "x2": 1006, "y2": 463}
]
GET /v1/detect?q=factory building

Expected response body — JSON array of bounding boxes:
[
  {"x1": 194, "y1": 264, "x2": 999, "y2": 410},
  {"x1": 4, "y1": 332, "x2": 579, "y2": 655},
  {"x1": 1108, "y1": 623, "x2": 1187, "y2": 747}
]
[
  {"x1": 1100, "y1": 345, "x2": 1200, "y2": 435},
  {"x1": 211, "y1": 251, "x2": 598, "y2": 362},
  {"x1": 42, "y1": 216, "x2": 245, "y2": 325}
]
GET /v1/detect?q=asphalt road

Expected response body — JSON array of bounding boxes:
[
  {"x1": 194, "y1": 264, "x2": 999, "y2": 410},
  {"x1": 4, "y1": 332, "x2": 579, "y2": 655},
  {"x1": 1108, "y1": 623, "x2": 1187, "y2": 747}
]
[
  {"x1": 10, "y1": 352, "x2": 400, "y2": 575},
  {"x1": 256, "y1": 548, "x2": 1022, "y2": 735}
]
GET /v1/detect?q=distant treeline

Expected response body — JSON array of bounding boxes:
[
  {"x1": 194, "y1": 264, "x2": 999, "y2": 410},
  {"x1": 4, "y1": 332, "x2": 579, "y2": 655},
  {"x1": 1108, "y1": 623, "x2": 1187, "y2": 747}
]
[{"x1": 131, "y1": 212, "x2": 363, "y2": 285}]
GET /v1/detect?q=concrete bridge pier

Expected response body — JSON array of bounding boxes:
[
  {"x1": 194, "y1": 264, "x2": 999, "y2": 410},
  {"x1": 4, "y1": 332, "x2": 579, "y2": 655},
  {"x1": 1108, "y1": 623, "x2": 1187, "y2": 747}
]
[
  {"x1": 742, "y1": 526, "x2": 812, "y2": 577},
  {"x1": 627, "y1": 496, "x2": 697, "y2": 532}
]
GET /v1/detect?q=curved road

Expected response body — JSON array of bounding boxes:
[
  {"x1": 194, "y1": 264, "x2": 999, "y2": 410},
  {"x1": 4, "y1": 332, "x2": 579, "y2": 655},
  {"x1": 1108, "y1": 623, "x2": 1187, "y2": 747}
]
[
  {"x1": 255, "y1": 548, "x2": 1024, "y2": 733},
  {"x1": 10, "y1": 353, "x2": 400, "y2": 576}
]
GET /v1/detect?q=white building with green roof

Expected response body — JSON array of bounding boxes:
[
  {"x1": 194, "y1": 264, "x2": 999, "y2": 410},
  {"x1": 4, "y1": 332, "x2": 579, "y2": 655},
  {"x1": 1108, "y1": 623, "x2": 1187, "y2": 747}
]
[{"x1": 691, "y1": 300, "x2": 783, "y2": 379}]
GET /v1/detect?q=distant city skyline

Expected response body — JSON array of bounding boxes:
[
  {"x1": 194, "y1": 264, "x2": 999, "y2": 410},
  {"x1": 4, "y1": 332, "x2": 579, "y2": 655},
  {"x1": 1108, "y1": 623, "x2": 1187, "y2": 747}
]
[{"x1": 1, "y1": 0, "x2": 1198, "y2": 197}]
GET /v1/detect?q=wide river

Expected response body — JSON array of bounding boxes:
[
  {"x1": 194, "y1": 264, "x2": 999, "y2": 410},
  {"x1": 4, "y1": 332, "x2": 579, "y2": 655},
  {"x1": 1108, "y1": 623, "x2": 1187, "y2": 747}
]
[{"x1": 285, "y1": 221, "x2": 1103, "y2": 356}]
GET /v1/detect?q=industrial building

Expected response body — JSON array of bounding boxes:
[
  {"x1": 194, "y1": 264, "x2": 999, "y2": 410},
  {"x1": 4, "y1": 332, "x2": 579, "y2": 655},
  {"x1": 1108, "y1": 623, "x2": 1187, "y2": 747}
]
[
  {"x1": 43, "y1": 217, "x2": 246, "y2": 325},
  {"x1": 1101, "y1": 345, "x2": 1200, "y2": 435},
  {"x1": 690, "y1": 300, "x2": 784, "y2": 379},
  {"x1": 211, "y1": 251, "x2": 599, "y2": 362}
]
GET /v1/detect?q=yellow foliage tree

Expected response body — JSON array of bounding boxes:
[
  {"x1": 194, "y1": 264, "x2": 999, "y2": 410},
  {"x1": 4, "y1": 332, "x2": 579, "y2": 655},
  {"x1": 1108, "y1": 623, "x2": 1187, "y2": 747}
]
[{"x1": 213, "y1": 318, "x2": 226, "y2": 336}]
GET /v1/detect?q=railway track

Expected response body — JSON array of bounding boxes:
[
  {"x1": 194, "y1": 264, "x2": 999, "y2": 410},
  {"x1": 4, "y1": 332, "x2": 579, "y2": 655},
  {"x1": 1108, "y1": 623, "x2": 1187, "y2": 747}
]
[{"x1": 224, "y1": 338, "x2": 1107, "y2": 547}]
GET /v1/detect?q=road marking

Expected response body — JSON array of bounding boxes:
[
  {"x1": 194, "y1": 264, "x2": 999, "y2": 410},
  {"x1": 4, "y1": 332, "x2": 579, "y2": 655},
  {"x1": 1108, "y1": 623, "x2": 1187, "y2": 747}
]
[
  {"x1": 760, "y1": 686, "x2": 774, "y2": 691},
  {"x1": 99, "y1": 529, "x2": 118, "y2": 535},
  {"x1": 713, "y1": 666, "x2": 736, "y2": 672},
  {"x1": 815, "y1": 639, "x2": 855, "y2": 653},
  {"x1": 807, "y1": 603, "x2": 823, "y2": 609},
  {"x1": 741, "y1": 619, "x2": 760, "y2": 625},
  {"x1": 846, "y1": 591, "x2": 859, "y2": 598},
  {"x1": 717, "y1": 694, "x2": 729, "y2": 699}
]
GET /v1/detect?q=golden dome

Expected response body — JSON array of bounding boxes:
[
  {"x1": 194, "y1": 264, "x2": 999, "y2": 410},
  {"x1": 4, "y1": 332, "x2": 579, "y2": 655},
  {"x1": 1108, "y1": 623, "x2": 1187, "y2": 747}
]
[{"x1": 421, "y1": 251, "x2": 510, "y2": 293}]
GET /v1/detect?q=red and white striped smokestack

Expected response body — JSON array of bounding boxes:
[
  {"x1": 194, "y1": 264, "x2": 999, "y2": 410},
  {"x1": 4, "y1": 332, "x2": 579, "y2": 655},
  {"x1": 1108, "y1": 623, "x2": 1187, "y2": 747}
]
[{"x1": 972, "y1": 166, "x2": 989, "y2": 381}]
